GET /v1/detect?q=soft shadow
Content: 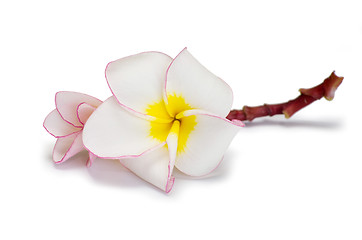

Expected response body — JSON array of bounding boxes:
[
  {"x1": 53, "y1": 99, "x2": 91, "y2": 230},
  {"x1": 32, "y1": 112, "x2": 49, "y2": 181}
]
[
  {"x1": 87, "y1": 158, "x2": 144, "y2": 189},
  {"x1": 42, "y1": 142, "x2": 53, "y2": 162},
  {"x1": 168, "y1": 150, "x2": 240, "y2": 196},
  {"x1": 53, "y1": 151, "x2": 89, "y2": 170},
  {"x1": 244, "y1": 118, "x2": 343, "y2": 129},
  {"x1": 173, "y1": 149, "x2": 238, "y2": 181},
  {"x1": 43, "y1": 142, "x2": 164, "y2": 193}
]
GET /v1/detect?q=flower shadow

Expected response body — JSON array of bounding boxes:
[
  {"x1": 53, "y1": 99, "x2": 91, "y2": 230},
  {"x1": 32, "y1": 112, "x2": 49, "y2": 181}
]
[
  {"x1": 173, "y1": 149, "x2": 238, "y2": 181},
  {"x1": 243, "y1": 117, "x2": 343, "y2": 129},
  {"x1": 53, "y1": 151, "x2": 89, "y2": 170},
  {"x1": 86, "y1": 158, "x2": 146, "y2": 189},
  {"x1": 42, "y1": 142, "x2": 54, "y2": 162},
  {"x1": 43, "y1": 145, "x2": 146, "y2": 190}
]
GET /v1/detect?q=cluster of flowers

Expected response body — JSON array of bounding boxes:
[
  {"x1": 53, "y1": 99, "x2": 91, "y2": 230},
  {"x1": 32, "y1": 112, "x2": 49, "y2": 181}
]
[{"x1": 44, "y1": 48, "x2": 244, "y2": 192}]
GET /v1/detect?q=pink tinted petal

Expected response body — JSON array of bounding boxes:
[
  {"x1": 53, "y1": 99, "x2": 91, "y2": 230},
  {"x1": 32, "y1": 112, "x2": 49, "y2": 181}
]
[
  {"x1": 105, "y1": 52, "x2": 172, "y2": 117},
  {"x1": 120, "y1": 143, "x2": 175, "y2": 193},
  {"x1": 166, "y1": 176, "x2": 175, "y2": 193},
  {"x1": 55, "y1": 91, "x2": 102, "y2": 127},
  {"x1": 165, "y1": 48, "x2": 233, "y2": 117},
  {"x1": 43, "y1": 109, "x2": 81, "y2": 138},
  {"x1": 86, "y1": 152, "x2": 97, "y2": 168},
  {"x1": 165, "y1": 121, "x2": 179, "y2": 187},
  {"x1": 231, "y1": 119, "x2": 245, "y2": 127},
  {"x1": 53, "y1": 132, "x2": 84, "y2": 164},
  {"x1": 77, "y1": 102, "x2": 96, "y2": 125}
]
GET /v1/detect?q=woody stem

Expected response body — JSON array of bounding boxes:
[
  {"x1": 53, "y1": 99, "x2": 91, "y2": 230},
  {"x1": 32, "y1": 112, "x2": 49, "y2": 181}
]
[{"x1": 226, "y1": 71, "x2": 343, "y2": 122}]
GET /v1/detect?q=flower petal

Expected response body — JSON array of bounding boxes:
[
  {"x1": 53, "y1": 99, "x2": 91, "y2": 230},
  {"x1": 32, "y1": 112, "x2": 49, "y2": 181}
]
[
  {"x1": 165, "y1": 120, "x2": 180, "y2": 183},
  {"x1": 165, "y1": 48, "x2": 233, "y2": 117},
  {"x1": 120, "y1": 143, "x2": 175, "y2": 193},
  {"x1": 106, "y1": 52, "x2": 172, "y2": 118},
  {"x1": 77, "y1": 102, "x2": 96, "y2": 125},
  {"x1": 86, "y1": 152, "x2": 97, "y2": 168},
  {"x1": 55, "y1": 91, "x2": 102, "y2": 127},
  {"x1": 83, "y1": 97, "x2": 162, "y2": 158},
  {"x1": 175, "y1": 110, "x2": 243, "y2": 176},
  {"x1": 43, "y1": 109, "x2": 80, "y2": 138},
  {"x1": 53, "y1": 132, "x2": 85, "y2": 164}
]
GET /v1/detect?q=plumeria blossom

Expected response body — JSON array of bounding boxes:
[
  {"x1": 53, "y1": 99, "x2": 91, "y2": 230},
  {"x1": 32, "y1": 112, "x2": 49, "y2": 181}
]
[
  {"x1": 43, "y1": 91, "x2": 102, "y2": 167},
  {"x1": 83, "y1": 48, "x2": 244, "y2": 192}
]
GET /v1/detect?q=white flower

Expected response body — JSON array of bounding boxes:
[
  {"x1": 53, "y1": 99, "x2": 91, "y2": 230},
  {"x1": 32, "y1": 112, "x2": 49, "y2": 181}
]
[
  {"x1": 43, "y1": 91, "x2": 102, "y2": 167},
  {"x1": 83, "y1": 48, "x2": 244, "y2": 192}
]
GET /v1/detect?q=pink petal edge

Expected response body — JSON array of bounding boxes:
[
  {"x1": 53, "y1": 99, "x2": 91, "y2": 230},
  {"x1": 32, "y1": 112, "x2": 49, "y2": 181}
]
[
  {"x1": 174, "y1": 109, "x2": 244, "y2": 177},
  {"x1": 163, "y1": 47, "x2": 235, "y2": 115},
  {"x1": 53, "y1": 132, "x2": 84, "y2": 164},
  {"x1": 86, "y1": 152, "x2": 97, "y2": 168},
  {"x1": 116, "y1": 142, "x2": 175, "y2": 193},
  {"x1": 118, "y1": 159, "x2": 175, "y2": 193},
  {"x1": 178, "y1": 109, "x2": 246, "y2": 127},
  {"x1": 83, "y1": 141, "x2": 167, "y2": 160},
  {"x1": 105, "y1": 51, "x2": 173, "y2": 122},
  {"x1": 165, "y1": 176, "x2": 175, "y2": 193},
  {"x1": 76, "y1": 102, "x2": 97, "y2": 126},
  {"x1": 43, "y1": 109, "x2": 81, "y2": 138},
  {"x1": 163, "y1": 48, "x2": 187, "y2": 106},
  {"x1": 55, "y1": 91, "x2": 103, "y2": 128}
]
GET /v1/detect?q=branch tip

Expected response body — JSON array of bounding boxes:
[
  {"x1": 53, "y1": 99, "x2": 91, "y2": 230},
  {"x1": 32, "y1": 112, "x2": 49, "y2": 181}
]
[{"x1": 226, "y1": 71, "x2": 343, "y2": 122}]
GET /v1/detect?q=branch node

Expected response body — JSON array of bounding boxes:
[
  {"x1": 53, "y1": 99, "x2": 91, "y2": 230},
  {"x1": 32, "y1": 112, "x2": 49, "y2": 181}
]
[{"x1": 226, "y1": 71, "x2": 343, "y2": 122}]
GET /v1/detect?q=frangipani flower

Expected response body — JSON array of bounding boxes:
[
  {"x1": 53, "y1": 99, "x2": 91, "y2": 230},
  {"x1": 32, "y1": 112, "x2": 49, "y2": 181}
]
[
  {"x1": 43, "y1": 91, "x2": 102, "y2": 167},
  {"x1": 83, "y1": 48, "x2": 244, "y2": 192}
]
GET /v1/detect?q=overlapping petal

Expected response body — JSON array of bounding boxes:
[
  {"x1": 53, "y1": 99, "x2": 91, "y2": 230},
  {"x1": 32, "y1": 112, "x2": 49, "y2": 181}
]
[
  {"x1": 45, "y1": 92, "x2": 103, "y2": 167},
  {"x1": 77, "y1": 102, "x2": 96, "y2": 125},
  {"x1": 53, "y1": 132, "x2": 84, "y2": 163},
  {"x1": 55, "y1": 91, "x2": 102, "y2": 127},
  {"x1": 175, "y1": 110, "x2": 243, "y2": 176},
  {"x1": 120, "y1": 143, "x2": 175, "y2": 193},
  {"x1": 45, "y1": 49, "x2": 242, "y2": 192},
  {"x1": 165, "y1": 120, "x2": 180, "y2": 184},
  {"x1": 87, "y1": 152, "x2": 97, "y2": 168},
  {"x1": 83, "y1": 97, "x2": 162, "y2": 158},
  {"x1": 43, "y1": 109, "x2": 80, "y2": 138},
  {"x1": 106, "y1": 52, "x2": 173, "y2": 118},
  {"x1": 165, "y1": 48, "x2": 233, "y2": 117}
]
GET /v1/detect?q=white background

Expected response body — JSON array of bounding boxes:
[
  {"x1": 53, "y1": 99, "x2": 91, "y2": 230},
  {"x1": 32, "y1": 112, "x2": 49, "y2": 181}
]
[{"x1": 1, "y1": 0, "x2": 361, "y2": 239}]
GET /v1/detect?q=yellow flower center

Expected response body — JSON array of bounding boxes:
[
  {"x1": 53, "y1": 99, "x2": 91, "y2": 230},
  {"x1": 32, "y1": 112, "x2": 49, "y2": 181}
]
[{"x1": 145, "y1": 94, "x2": 197, "y2": 154}]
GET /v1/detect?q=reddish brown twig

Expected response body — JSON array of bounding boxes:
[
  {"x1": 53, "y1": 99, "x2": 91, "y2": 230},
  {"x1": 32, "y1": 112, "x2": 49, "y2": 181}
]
[{"x1": 226, "y1": 71, "x2": 343, "y2": 122}]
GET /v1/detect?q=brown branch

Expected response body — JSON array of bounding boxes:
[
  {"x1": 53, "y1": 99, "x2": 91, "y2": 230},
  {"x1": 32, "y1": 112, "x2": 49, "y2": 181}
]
[{"x1": 226, "y1": 71, "x2": 343, "y2": 122}]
